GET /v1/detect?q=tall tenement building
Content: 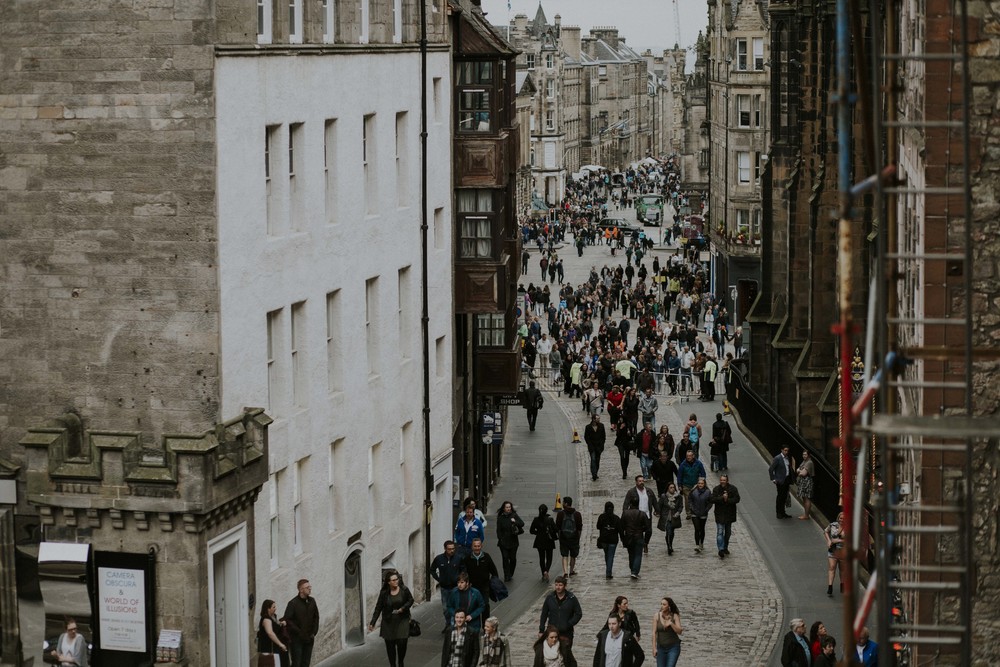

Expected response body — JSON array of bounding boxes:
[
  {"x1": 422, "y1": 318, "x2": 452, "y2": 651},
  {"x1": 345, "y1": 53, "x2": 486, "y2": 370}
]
[{"x1": 0, "y1": 1, "x2": 456, "y2": 664}]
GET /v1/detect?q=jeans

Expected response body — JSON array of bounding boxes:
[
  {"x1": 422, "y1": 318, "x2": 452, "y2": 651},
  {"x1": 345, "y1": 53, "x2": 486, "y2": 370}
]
[
  {"x1": 640, "y1": 454, "x2": 652, "y2": 478},
  {"x1": 655, "y1": 643, "x2": 681, "y2": 667},
  {"x1": 692, "y1": 517, "x2": 707, "y2": 546},
  {"x1": 602, "y1": 543, "x2": 617, "y2": 577},
  {"x1": 589, "y1": 448, "x2": 603, "y2": 478},
  {"x1": 526, "y1": 408, "x2": 538, "y2": 431},
  {"x1": 627, "y1": 539, "x2": 644, "y2": 575},
  {"x1": 716, "y1": 522, "x2": 732, "y2": 551},
  {"x1": 642, "y1": 414, "x2": 656, "y2": 429},
  {"x1": 290, "y1": 639, "x2": 315, "y2": 667},
  {"x1": 680, "y1": 369, "x2": 692, "y2": 392},
  {"x1": 499, "y1": 545, "x2": 518, "y2": 579},
  {"x1": 440, "y1": 586, "x2": 455, "y2": 623}
]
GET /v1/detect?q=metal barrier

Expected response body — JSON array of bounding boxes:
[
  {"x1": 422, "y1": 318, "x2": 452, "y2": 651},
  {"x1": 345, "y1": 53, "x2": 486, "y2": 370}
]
[{"x1": 522, "y1": 366, "x2": 726, "y2": 402}]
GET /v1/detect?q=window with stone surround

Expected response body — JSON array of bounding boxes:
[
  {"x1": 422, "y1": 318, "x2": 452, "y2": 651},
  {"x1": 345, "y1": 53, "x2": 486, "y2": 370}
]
[
  {"x1": 291, "y1": 300, "x2": 306, "y2": 407},
  {"x1": 266, "y1": 308, "x2": 284, "y2": 413},
  {"x1": 257, "y1": 0, "x2": 272, "y2": 44},
  {"x1": 324, "y1": 119, "x2": 337, "y2": 224},
  {"x1": 526, "y1": 53, "x2": 535, "y2": 70},
  {"x1": 360, "y1": 0, "x2": 370, "y2": 44},
  {"x1": 392, "y1": 0, "x2": 402, "y2": 43},
  {"x1": 269, "y1": 471, "x2": 281, "y2": 569},
  {"x1": 737, "y1": 151, "x2": 751, "y2": 184},
  {"x1": 457, "y1": 60, "x2": 494, "y2": 133},
  {"x1": 365, "y1": 276, "x2": 380, "y2": 377},
  {"x1": 397, "y1": 266, "x2": 411, "y2": 361},
  {"x1": 736, "y1": 38, "x2": 748, "y2": 71},
  {"x1": 737, "y1": 94, "x2": 751, "y2": 128},
  {"x1": 289, "y1": 122, "x2": 304, "y2": 231},
  {"x1": 288, "y1": 0, "x2": 302, "y2": 43},
  {"x1": 326, "y1": 290, "x2": 341, "y2": 391},
  {"x1": 753, "y1": 37, "x2": 765, "y2": 70},
  {"x1": 265, "y1": 124, "x2": 282, "y2": 235},
  {"x1": 476, "y1": 313, "x2": 506, "y2": 347},
  {"x1": 321, "y1": 0, "x2": 335, "y2": 42},
  {"x1": 363, "y1": 113, "x2": 377, "y2": 215},
  {"x1": 395, "y1": 111, "x2": 408, "y2": 207},
  {"x1": 292, "y1": 459, "x2": 304, "y2": 555},
  {"x1": 457, "y1": 189, "x2": 494, "y2": 258},
  {"x1": 328, "y1": 438, "x2": 344, "y2": 531}
]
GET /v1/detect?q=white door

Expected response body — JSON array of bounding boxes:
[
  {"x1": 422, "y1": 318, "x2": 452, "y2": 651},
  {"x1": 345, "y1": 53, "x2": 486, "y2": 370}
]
[{"x1": 213, "y1": 543, "x2": 241, "y2": 666}]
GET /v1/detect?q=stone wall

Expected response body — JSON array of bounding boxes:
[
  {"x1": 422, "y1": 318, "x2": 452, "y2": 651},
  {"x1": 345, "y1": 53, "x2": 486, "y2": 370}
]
[
  {"x1": 0, "y1": 0, "x2": 221, "y2": 458},
  {"x1": 967, "y1": 0, "x2": 1000, "y2": 662}
]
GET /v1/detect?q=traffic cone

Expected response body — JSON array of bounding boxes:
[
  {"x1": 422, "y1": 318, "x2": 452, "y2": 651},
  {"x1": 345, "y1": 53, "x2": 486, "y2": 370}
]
[
  {"x1": 554, "y1": 493, "x2": 563, "y2": 510},
  {"x1": 723, "y1": 400, "x2": 732, "y2": 416},
  {"x1": 572, "y1": 429, "x2": 581, "y2": 444}
]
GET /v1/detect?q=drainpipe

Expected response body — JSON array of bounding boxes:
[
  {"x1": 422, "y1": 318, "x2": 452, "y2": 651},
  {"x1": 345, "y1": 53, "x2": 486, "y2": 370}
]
[{"x1": 419, "y1": 0, "x2": 433, "y2": 602}]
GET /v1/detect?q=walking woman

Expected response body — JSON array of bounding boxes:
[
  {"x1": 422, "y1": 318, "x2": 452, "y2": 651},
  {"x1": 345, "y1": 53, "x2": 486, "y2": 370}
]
[
  {"x1": 496, "y1": 501, "x2": 525, "y2": 581},
  {"x1": 368, "y1": 570, "x2": 414, "y2": 667},
  {"x1": 529, "y1": 503, "x2": 558, "y2": 582},
  {"x1": 614, "y1": 417, "x2": 634, "y2": 479},
  {"x1": 688, "y1": 477, "x2": 712, "y2": 553},
  {"x1": 478, "y1": 617, "x2": 512, "y2": 667},
  {"x1": 651, "y1": 597, "x2": 683, "y2": 667},
  {"x1": 824, "y1": 512, "x2": 847, "y2": 596},
  {"x1": 257, "y1": 600, "x2": 289, "y2": 667},
  {"x1": 623, "y1": 388, "x2": 640, "y2": 434},
  {"x1": 657, "y1": 482, "x2": 683, "y2": 556},
  {"x1": 796, "y1": 450, "x2": 816, "y2": 520},
  {"x1": 533, "y1": 625, "x2": 578, "y2": 667},
  {"x1": 605, "y1": 596, "x2": 645, "y2": 666},
  {"x1": 595, "y1": 501, "x2": 622, "y2": 579}
]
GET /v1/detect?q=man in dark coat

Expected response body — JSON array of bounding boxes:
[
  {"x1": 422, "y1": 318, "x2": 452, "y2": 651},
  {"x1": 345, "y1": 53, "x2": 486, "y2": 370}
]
[
  {"x1": 538, "y1": 576, "x2": 584, "y2": 646},
  {"x1": 283, "y1": 579, "x2": 320, "y2": 667},
  {"x1": 780, "y1": 618, "x2": 811, "y2": 667},
  {"x1": 523, "y1": 380, "x2": 543, "y2": 431},
  {"x1": 710, "y1": 475, "x2": 741, "y2": 558},
  {"x1": 711, "y1": 413, "x2": 733, "y2": 471},
  {"x1": 441, "y1": 610, "x2": 479, "y2": 667},
  {"x1": 465, "y1": 538, "x2": 499, "y2": 621},
  {"x1": 620, "y1": 507, "x2": 648, "y2": 579},
  {"x1": 592, "y1": 614, "x2": 638, "y2": 667},
  {"x1": 584, "y1": 413, "x2": 607, "y2": 481},
  {"x1": 768, "y1": 446, "x2": 795, "y2": 519}
]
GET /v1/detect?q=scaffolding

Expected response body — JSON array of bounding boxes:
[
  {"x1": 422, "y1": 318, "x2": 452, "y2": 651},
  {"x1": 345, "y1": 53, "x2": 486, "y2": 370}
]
[{"x1": 833, "y1": 0, "x2": 996, "y2": 664}]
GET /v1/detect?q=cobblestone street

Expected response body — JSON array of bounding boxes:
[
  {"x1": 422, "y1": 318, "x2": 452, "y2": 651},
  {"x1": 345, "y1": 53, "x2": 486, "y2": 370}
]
[{"x1": 500, "y1": 389, "x2": 783, "y2": 665}]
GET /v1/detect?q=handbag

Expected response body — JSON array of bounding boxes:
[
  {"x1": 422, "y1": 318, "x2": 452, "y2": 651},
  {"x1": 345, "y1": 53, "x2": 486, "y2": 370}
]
[
  {"x1": 670, "y1": 515, "x2": 682, "y2": 530},
  {"x1": 257, "y1": 655, "x2": 276, "y2": 667},
  {"x1": 408, "y1": 619, "x2": 422, "y2": 637}
]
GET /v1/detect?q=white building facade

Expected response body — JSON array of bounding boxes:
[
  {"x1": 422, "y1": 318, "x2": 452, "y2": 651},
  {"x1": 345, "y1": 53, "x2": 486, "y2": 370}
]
[{"x1": 214, "y1": 23, "x2": 455, "y2": 664}]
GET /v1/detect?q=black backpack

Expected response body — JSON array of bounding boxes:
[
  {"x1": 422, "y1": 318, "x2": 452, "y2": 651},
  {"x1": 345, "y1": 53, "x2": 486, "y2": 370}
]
[{"x1": 560, "y1": 512, "x2": 577, "y2": 541}]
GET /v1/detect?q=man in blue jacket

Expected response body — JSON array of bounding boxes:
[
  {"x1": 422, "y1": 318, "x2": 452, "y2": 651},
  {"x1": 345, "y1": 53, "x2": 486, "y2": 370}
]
[
  {"x1": 454, "y1": 504, "x2": 485, "y2": 555},
  {"x1": 430, "y1": 540, "x2": 465, "y2": 630},
  {"x1": 677, "y1": 450, "x2": 707, "y2": 519}
]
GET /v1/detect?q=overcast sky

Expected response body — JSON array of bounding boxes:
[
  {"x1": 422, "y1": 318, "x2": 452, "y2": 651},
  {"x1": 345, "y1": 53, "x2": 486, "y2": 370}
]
[{"x1": 481, "y1": 0, "x2": 709, "y2": 67}]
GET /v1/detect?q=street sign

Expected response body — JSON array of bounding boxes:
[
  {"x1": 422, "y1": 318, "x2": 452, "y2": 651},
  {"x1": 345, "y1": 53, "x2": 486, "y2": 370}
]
[
  {"x1": 496, "y1": 394, "x2": 522, "y2": 406},
  {"x1": 480, "y1": 412, "x2": 503, "y2": 446}
]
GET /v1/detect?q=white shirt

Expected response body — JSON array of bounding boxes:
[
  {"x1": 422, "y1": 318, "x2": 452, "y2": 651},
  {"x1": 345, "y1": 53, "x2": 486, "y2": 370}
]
[
  {"x1": 537, "y1": 338, "x2": 553, "y2": 355},
  {"x1": 681, "y1": 351, "x2": 695, "y2": 370},
  {"x1": 636, "y1": 487, "x2": 650, "y2": 517},
  {"x1": 604, "y1": 630, "x2": 624, "y2": 667}
]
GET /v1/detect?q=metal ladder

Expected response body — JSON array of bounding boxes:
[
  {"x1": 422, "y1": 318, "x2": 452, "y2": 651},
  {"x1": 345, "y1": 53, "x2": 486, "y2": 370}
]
[{"x1": 862, "y1": 0, "x2": 990, "y2": 663}]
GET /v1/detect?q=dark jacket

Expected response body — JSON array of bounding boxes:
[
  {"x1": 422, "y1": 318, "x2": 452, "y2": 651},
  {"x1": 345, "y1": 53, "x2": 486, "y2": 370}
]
[
  {"x1": 632, "y1": 428, "x2": 657, "y2": 456},
  {"x1": 430, "y1": 551, "x2": 466, "y2": 589},
  {"x1": 369, "y1": 585, "x2": 413, "y2": 637},
  {"x1": 538, "y1": 590, "x2": 583, "y2": 636},
  {"x1": 623, "y1": 486, "x2": 660, "y2": 516},
  {"x1": 592, "y1": 628, "x2": 638, "y2": 667},
  {"x1": 283, "y1": 594, "x2": 319, "y2": 642},
  {"x1": 781, "y1": 631, "x2": 810, "y2": 667},
  {"x1": 584, "y1": 422, "x2": 607, "y2": 452},
  {"x1": 596, "y1": 511, "x2": 622, "y2": 547},
  {"x1": 769, "y1": 453, "x2": 794, "y2": 485},
  {"x1": 496, "y1": 510, "x2": 525, "y2": 549},
  {"x1": 533, "y1": 639, "x2": 578, "y2": 667},
  {"x1": 524, "y1": 386, "x2": 543, "y2": 411},
  {"x1": 441, "y1": 627, "x2": 480, "y2": 667},
  {"x1": 712, "y1": 418, "x2": 732, "y2": 445},
  {"x1": 710, "y1": 483, "x2": 741, "y2": 524},
  {"x1": 445, "y1": 586, "x2": 486, "y2": 630},
  {"x1": 688, "y1": 485, "x2": 713, "y2": 518},
  {"x1": 650, "y1": 458, "x2": 678, "y2": 490},
  {"x1": 465, "y1": 551, "x2": 499, "y2": 597},
  {"x1": 530, "y1": 514, "x2": 558, "y2": 549},
  {"x1": 620, "y1": 508, "x2": 649, "y2": 546}
]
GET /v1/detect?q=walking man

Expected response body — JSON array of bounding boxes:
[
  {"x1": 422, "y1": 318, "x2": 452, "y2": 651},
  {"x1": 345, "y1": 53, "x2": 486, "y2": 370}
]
[
  {"x1": 711, "y1": 413, "x2": 733, "y2": 471},
  {"x1": 555, "y1": 497, "x2": 583, "y2": 577},
  {"x1": 464, "y1": 538, "x2": 499, "y2": 621},
  {"x1": 710, "y1": 475, "x2": 741, "y2": 558},
  {"x1": 769, "y1": 446, "x2": 795, "y2": 519},
  {"x1": 283, "y1": 579, "x2": 319, "y2": 667},
  {"x1": 593, "y1": 614, "x2": 639, "y2": 667},
  {"x1": 523, "y1": 380, "x2": 543, "y2": 432},
  {"x1": 623, "y1": 474, "x2": 659, "y2": 554},
  {"x1": 430, "y1": 540, "x2": 466, "y2": 630},
  {"x1": 584, "y1": 413, "x2": 607, "y2": 481},
  {"x1": 538, "y1": 576, "x2": 583, "y2": 647},
  {"x1": 678, "y1": 450, "x2": 707, "y2": 519},
  {"x1": 638, "y1": 387, "x2": 659, "y2": 429}
]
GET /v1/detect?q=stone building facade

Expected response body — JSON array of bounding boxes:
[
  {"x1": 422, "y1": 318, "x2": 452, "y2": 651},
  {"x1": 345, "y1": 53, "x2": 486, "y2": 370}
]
[
  {"x1": 0, "y1": 0, "x2": 455, "y2": 664},
  {"x1": 706, "y1": 0, "x2": 771, "y2": 323}
]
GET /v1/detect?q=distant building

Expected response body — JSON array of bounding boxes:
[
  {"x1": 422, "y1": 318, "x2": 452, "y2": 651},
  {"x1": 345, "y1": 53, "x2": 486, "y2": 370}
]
[
  {"x1": 706, "y1": 0, "x2": 770, "y2": 322},
  {"x1": 0, "y1": 1, "x2": 455, "y2": 665}
]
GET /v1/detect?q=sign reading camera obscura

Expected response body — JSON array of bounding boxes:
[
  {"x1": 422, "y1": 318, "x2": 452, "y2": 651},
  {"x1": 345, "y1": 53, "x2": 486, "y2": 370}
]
[{"x1": 92, "y1": 550, "x2": 156, "y2": 665}]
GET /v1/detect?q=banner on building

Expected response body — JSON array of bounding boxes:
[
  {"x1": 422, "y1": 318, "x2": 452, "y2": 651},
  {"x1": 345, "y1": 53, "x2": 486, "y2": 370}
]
[{"x1": 92, "y1": 549, "x2": 156, "y2": 665}]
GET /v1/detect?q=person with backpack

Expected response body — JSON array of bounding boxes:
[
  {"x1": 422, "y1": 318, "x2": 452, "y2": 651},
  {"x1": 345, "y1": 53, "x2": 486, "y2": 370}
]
[
  {"x1": 595, "y1": 501, "x2": 623, "y2": 579},
  {"x1": 685, "y1": 413, "x2": 702, "y2": 459},
  {"x1": 555, "y1": 497, "x2": 583, "y2": 577}
]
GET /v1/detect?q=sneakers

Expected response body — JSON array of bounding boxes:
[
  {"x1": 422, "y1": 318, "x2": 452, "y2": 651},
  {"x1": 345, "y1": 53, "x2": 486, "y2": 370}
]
[
  {"x1": 630, "y1": 573, "x2": 639, "y2": 580},
  {"x1": 695, "y1": 544, "x2": 703, "y2": 553}
]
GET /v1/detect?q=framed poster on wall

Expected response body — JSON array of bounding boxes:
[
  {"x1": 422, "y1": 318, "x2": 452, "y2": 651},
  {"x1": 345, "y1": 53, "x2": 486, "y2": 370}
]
[{"x1": 91, "y1": 550, "x2": 156, "y2": 666}]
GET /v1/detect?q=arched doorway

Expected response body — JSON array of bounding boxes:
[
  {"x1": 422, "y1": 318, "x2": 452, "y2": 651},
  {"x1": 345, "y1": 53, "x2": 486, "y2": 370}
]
[{"x1": 343, "y1": 550, "x2": 364, "y2": 647}]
